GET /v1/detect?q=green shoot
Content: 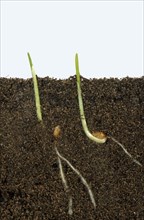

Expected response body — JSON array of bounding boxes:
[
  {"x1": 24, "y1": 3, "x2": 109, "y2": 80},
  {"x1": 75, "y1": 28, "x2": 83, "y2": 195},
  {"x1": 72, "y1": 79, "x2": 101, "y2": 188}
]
[
  {"x1": 75, "y1": 53, "x2": 107, "y2": 144},
  {"x1": 27, "y1": 52, "x2": 42, "y2": 122}
]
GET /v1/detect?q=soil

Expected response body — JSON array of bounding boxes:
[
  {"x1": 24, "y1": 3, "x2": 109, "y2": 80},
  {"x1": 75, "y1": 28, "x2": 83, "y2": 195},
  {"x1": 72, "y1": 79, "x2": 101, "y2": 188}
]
[{"x1": 0, "y1": 76, "x2": 144, "y2": 220}]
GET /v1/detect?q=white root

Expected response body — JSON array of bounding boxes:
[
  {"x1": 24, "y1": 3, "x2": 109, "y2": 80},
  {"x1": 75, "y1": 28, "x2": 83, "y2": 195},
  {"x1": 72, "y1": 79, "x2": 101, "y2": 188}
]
[
  {"x1": 57, "y1": 154, "x2": 73, "y2": 215},
  {"x1": 109, "y1": 136, "x2": 142, "y2": 167},
  {"x1": 55, "y1": 147, "x2": 96, "y2": 210}
]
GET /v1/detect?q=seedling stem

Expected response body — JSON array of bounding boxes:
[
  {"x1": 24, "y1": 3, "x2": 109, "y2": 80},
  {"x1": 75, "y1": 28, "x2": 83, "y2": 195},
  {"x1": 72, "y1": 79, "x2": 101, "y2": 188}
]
[
  {"x1": 75, "y1": 53, "x2": 107, "y2": 144},
  {"x1": 27, "y1": 52, "x2": 42, "y2": 122}
]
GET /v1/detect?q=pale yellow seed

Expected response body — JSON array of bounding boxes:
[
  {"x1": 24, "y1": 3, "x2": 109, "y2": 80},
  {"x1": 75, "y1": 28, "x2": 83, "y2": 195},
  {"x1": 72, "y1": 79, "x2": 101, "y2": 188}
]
[
  {"x1": 53, "y1": 125, "x2": 61, "y2": 138},
  {"x1": 92, "y1": 131, "x2": 107, "y2": 140}
]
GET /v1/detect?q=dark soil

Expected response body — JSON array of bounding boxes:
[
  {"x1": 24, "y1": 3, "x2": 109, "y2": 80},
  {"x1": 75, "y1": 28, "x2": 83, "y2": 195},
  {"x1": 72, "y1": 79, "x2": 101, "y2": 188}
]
[{"x1": 0, "y1": 76, "x2": 144, "y2": 220}]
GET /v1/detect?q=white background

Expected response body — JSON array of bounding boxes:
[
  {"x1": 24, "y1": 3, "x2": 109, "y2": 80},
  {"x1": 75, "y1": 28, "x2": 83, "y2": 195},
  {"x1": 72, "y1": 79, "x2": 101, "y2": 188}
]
[{"x1": 1, "y1": 0, "x2": 143, "y2": 79}]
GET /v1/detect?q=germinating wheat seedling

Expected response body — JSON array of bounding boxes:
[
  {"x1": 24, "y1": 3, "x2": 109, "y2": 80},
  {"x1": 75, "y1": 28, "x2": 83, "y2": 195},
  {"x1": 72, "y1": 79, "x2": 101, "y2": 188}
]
[
  {"x1": 75, "y1": 53, "x2": 142, "y2": 167},
  {"x1": 75, "y1": 53, "x2": 107, "y2": 144}
]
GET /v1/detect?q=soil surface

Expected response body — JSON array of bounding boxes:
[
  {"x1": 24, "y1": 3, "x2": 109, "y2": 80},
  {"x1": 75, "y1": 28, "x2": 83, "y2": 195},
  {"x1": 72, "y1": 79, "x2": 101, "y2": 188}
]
[{"x1": 0, "y1": 76, "x2": 144, "y2": 220}]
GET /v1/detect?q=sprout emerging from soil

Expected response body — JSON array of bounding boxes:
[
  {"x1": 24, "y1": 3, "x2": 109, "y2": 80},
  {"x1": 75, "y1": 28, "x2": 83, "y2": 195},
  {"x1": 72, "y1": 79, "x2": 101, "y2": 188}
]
[
  {"x1": 75, "y1": 53, "x2": 107, "y2": 144},
  {"x1": 53, "y1": 126, "x2": 96, "y2": 215},
  {"x1": 27, "y1": 52, "x2": 42, "y2": 122}
]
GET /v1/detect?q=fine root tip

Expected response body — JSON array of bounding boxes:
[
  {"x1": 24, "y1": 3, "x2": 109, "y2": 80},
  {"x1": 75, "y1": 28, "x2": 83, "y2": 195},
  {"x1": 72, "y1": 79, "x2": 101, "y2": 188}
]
[
  {"x1": 109, "y1": 136, "x2": 142, "y2": 167},
  {"x1": 133, "y1": 159, "x2": 143, "y2": 167}
]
